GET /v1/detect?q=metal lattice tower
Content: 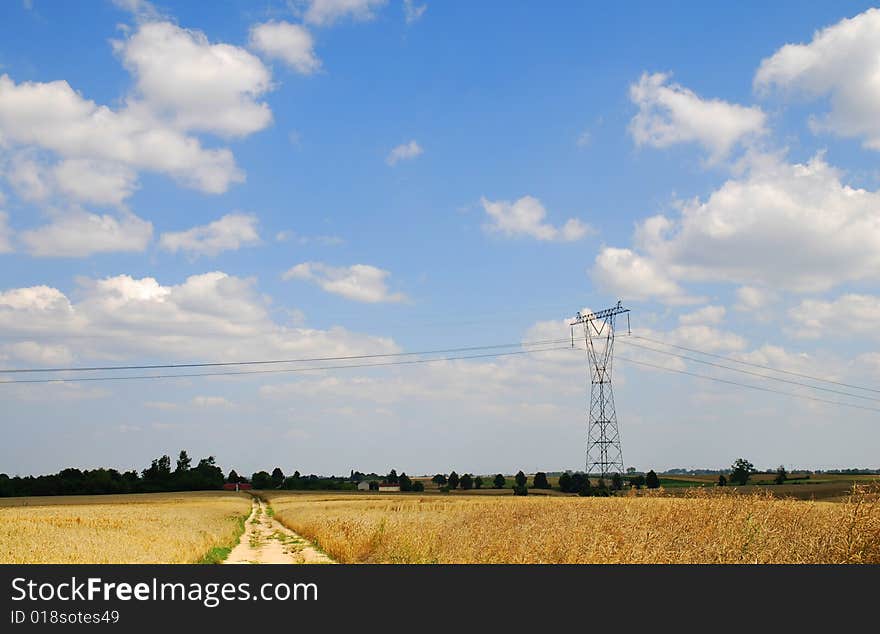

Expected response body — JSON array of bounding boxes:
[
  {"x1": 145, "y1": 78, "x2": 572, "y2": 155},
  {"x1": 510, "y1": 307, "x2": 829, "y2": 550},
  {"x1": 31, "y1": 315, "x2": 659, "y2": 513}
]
[{"x1": 570, "y1": 301, "x2": 630, "y2": 478}]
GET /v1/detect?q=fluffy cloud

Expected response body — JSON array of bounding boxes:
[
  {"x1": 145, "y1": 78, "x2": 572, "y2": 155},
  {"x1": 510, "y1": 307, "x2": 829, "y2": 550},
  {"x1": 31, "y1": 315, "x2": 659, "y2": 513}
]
[
  {"x1": 53, "y1": 159, "x2": 138, "y2": 207},
  {"x1": 283, "y1": 262, "x2": 406, "y2": 303},
  {"x1": 386, "y1": 140, "x2": 423, "y2": 165},
  {"x1": 300, "y1": 0, "x2": 387, "y2": 26},
  {"x1": 0, "y1": 74, "x2": 242, "y2": 194},
  {"x1": 789, "y1": 294, "x2": 880, "y2": 339},
  {"x1": 159, "y1": 213, "x2": 260, "y2": 257},
  {"x1": 631, "y1": 154, "x2": 880, "y2": 293},
  {"x1": 755, "y1": 8, "x2": 880, "y2": 149},
  {"x1": 591, "y1": 247, "x2": 698, "y2": 305},
  {"x1": 19, "y1": 211, "x2": 153, "y2": 257},
  {"x1": 1, "y1": 341, "x2": 74, "y2": 366},
  {"x1": 249, "y1": 21, "x2": 320, "y2": 75},
  {"x1": 0, "y1": 271, "x2": 398, "y2": 364},
  {"x1": 630, "y1": 72, "x2": 766, "y2": 162},
  {"x1": 734, "y1": 286, "x2": 775, "y2": 311},
  {"x1": 115, "y1": 21, "x2": 273, "y2": 138},
  {"x1": 481, "y1": 195, "x2": 591, "y2": 242}
]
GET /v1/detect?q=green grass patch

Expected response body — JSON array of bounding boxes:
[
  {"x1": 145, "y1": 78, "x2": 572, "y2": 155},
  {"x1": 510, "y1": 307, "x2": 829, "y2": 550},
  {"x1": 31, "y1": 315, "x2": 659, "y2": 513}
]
[{"x1": 196, "y1": 512, "x2": 247, "y2": 564}]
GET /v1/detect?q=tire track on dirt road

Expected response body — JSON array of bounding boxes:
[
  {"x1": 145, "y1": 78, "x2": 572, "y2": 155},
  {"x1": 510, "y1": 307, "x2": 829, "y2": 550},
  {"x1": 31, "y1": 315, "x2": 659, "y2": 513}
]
[{"x1": 224, "y1": 497, "x2": 334, "y2": 564}]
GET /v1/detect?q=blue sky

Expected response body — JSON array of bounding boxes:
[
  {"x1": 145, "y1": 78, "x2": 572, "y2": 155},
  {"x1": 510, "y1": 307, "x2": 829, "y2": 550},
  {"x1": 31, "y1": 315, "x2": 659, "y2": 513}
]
[{"x1": 1, "y1": 0, "x2": 879, "y2": 477}]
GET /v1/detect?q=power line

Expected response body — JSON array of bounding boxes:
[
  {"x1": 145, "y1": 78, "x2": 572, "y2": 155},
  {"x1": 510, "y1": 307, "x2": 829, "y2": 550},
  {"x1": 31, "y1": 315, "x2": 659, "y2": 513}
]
[
  {"x1": 615, "y1": 354, "x2": 880, "y2": 414},
  {"x1": 0, "y1": 337, "x2": 573, "y2": 375},
  {"x1": 631, "y1": 333, "x2": 880, "y2": 394},
  {"x1": 617, "y1": 338, "x2": 880, "y2": 404},
  {"x1": 0, "y1": 344, "x2": 574, "y2": 385}
]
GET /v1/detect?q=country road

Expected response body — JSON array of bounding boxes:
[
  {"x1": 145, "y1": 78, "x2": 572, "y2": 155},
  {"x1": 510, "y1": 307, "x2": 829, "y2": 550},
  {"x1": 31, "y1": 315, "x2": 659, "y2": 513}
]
[{"x1": 224, "y1": 497, "x2": 334, "y2": 565}]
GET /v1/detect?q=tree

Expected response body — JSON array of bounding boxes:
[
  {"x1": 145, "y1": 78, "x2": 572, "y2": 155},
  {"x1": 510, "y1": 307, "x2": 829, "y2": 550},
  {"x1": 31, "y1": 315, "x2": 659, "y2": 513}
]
[
  {"x1": 251, "y1": 471, "x2": 272, "y2": 489},
  {"x1": 271, "y1": 467, "x2": 285, "y2": 488},
  {"x1": 717, "y1": 474, "x2": 727, "y2": 487},
  {"x1": 474, "y1": 476, "x2": 484, "y2": 489},
  {"x1": 645, "y1": 470, "x2": 660, "y2": 489},
  {"x1": 448, "y1": 471, "x2": 460, "y2": 490},
  {"x1": 610, "y1": 473, "x2": 623, "y2": 491},
  {"x1": 558, "y1": 472, "x2": 572, "y2": 492},
  {"x1": 774, "y1": 465, "x2": 788, "y2": 485},
  {"x1": 386, "y1": 469, "x2": 399, "y2": 484},
  {"x1": 533, "y1": 472, "x2": 550, "y2": 489},
  {"x1": 227, "y1": 469, "x2": 240, "y2": 484},
  {"x1": 493, "y1": 474, "x2": 505, "y2": 489},
  {"x1": 631, "y1": 474, "x2": 646, "y2": 489},
  {"x1": 368, "y1": 480, "x2": 379, "y2": 491},
  {"x1": 432, "y1": 474, "x2": 447, "y2": 486},
  {"x1": 577, "y1": 477, "x2": 592, "y2": 497},
  {"x1": 626, "y1": 466, "x2": 636, "y2": 475},
  {"x1": 399, "y1": 472, "x2": 413, "y2": 491},
  {"x1": 730, "y1": 458, "x2": 755, "y2": 486},
  {"x1": 412, "y1": 481, "x2": 424, "y2": 492},
  {"x1": 515, "y1": 471, "x2": 527, "y2": 488},
  {"x1": 175, "y1": 450, "x2": 192, "y2": 473},
  {"x1": 460, "y1": 473, "x2": 473, "y2": 490}
]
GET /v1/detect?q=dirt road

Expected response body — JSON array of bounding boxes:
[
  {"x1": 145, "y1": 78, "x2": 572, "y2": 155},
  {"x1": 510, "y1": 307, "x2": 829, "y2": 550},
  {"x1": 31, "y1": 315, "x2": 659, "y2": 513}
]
[{"x1": 224, "y1": 497, "x2": 334, "y2": 564}]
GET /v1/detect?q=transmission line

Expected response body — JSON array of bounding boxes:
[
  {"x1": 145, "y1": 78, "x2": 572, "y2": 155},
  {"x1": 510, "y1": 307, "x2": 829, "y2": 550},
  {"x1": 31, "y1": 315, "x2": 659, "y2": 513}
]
[
  {"x1": 0, "y1": 344, "x2": 573, "y2": 385},
  {"x1": 615, "y1": 354, "x2": 880, "y2": 414},
  {"x1": 631, "y1": 333, "x2": 880, "y2": 394},
  {"x1": 0, "y1": 337, "x2": 572, "y2": 375},
  {"x1": 617, "y1": 339, "x2": 880, "y2": 404}
]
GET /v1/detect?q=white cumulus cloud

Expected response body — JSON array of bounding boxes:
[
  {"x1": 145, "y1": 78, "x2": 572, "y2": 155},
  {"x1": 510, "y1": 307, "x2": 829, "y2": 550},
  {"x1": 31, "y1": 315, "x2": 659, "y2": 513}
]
[
  {"x1": 283, "y1": 262, "x2": 406, "y2": 303},
  {"x1": 300, "y1": 0, "x2": 387, "y2": 26},
  {"x1": 249, "y1": 21, "x2": 321, "y2": 75},
  {"x1": 159, "y1": 213, "x2": 261, "y2": 257},
  {"x1": 630, "y1": 72, "x2": 766, "y2": 162},
  {"x1": 19, "y1": 211, "x2": 153, "y2": 257},
  {"x1": 755, "y1": 8, "x2": 880, "y2": 150},
  {"x1": 481, "y1": 195, "x2": 591, "y2": 242}
]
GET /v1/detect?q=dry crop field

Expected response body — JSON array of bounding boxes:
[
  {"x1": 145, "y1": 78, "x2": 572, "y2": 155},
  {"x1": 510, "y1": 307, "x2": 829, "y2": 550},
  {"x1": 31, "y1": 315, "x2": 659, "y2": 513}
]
[
  {"x1": 263, "y1": 485, "x2": 880, "y2": 564},
  {"x1": 0, "y1": 491, "x2": 251, "y2": 564}
]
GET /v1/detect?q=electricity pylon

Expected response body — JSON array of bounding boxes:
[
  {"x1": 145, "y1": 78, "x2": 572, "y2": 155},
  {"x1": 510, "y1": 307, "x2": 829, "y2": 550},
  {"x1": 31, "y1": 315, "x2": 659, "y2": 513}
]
[{"x1": 570, "y1": 301, "x2": 630, "y2": 478}]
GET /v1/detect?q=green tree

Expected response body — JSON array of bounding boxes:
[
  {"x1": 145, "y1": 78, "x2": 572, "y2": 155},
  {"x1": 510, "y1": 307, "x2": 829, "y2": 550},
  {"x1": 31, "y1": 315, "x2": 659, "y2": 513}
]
[
  {"x1": 730, "y1": 458, "x2": 755, "y2": 486},
  {"x1": 399, "y1": 472, "x2": 413, "y2": 491},
  {"x1": 412, "y1": 481, "x2": 424, "y2": 492},
  {"x1": 460, "y1": 473, "x2": 473, "y2": 490},
  {"x1": 626, "y1": 466, "x2": 636, "y2": 475},
  {"x1": 774, "y1": 465, "x2": 788, "y2": 485},
  {"x1": 431, "y1": 474, "x2": 447, "y2": 486},
  {"x1": 227, "y1": 469, "x2": 240, "y2": 483},
  {"x1": 533, "y1": 472, "x2": 550, "y2": 489},
  {"x1": 271, "y1": 467, "x2": 285, "y2": 488},
  {"x1": 645, "y1": 469, "x2": 660, "y2": 489},
  {"x1": 611, "y1": 472, "x2": 623, "y2": 491},
  {"x1": 175, "y1": 450, "x2": 192, "y2": 473},
  {"x1": 558, "y1": 472, "x2": 572, "y2": 492},
  {"x1": 386, "y1": 469, "x2": 399, "y2": 484},
  {"x1": 251, "y1": 471, "x2": 272, "y2": 489},
  {"x1": 515, "y1": 471, "x2": 527, "y2": 488},
  {"x1": 493, "y1": 474, "x2": 505, "y2": 489},
  {"x1": 474, "y1": 476, "x2": 484, "y2": 489},
  {"x1": 448, "y1": 471, "x2": 460, "y2": 490},
  {"x1": 717, "y1": 474, "x2": 727, "y2": 487},
  {"x1": 631, "y1": 474, "x2": 646, "y2": 489}
]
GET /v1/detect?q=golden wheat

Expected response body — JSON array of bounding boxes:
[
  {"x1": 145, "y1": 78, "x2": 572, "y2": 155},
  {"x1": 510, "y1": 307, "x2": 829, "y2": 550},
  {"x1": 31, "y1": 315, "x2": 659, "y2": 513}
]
[
  {"x1": 264, "y1": 485, "x2": 880, "y2": 564},
  {"x1": 0, "y1": 491, "x2": 251, "y2": 564}
]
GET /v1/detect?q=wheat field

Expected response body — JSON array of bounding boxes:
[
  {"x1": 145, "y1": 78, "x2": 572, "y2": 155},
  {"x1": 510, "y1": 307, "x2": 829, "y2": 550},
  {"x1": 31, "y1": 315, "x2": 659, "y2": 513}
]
[
  {"x1": 264, "y1": 485, "x2": 880, "y2": 564},
  {"x1": 0, "y1": 491, "x2": 251, "y2": 564}
]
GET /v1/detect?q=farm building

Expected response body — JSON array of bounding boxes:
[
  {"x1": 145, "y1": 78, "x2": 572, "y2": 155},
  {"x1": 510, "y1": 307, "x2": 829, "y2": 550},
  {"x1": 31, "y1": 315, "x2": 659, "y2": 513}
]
[
  {"x1": 378, "y1": 483, "x2": 400, "y2": 492},
  {"x1": 357, "y1": 481, "x2": 371, "y2": 491},
  {"x1": 222, "y1": 482, "x2": 252, "y2": 491}
]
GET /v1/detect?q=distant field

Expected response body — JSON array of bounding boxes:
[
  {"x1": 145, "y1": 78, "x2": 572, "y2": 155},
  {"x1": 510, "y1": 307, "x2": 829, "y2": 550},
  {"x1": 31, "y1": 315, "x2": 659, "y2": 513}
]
[
  {"x1": 262, "y1": 485, "x2": 880, "y2": 564},
  {"x1": 0, "y1": 491, "x2": 251, "y2": 564}
]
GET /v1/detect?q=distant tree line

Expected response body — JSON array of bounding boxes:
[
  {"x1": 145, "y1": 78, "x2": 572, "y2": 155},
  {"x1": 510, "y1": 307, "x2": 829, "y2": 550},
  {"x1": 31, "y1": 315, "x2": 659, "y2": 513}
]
[{"x1": 0, "y1": 451, "x2": 224, "y2": 497}]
